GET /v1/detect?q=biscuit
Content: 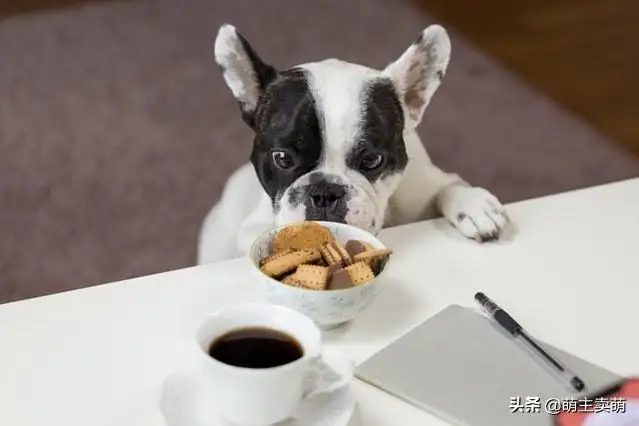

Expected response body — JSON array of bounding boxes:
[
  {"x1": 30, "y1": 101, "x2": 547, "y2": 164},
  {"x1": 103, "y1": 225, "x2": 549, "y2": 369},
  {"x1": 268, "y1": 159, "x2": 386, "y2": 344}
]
[
  {"x1": 354, "y1": 246, "x2": 391, "y2": 274},
  {"x1": 261, "y1": 248, "x2": 321, "y2": 277},
  {"x1": 343, "y1": 261, "x2": 376, "y2": 285},
  {"x1": 327, "y1": 262, "x2": 342, "y2": 277},
  {"x1": 333, "y1": 241, "x2": 353, "y2": 265},
  {"x1": 273, "y1": 222, "x2": 334, "y2": 252},
  {"x1": 282, "y1": 274, "x2": 310, "y2": 289},
  {"x1": 328, "y1": 268, "x2": 354, "y2": 290},
  {"x1": 353, "y1": 248, "x2": 393, "y2": 264},
  {"x1": 291, "y1": 264, "x2": 329, "y2": 290},
  {"x1": 362, "y1": 241, "x2": 375, "y2": 251},
  {"x1": 344, "y1": 240, "x2": 367, "y2": 258},
  {"x1": 282, "y1": 273, "x2": 300, "y2": 285},
  {"x1": 319, "y1": 242, "x2": 342, "y2": 266},
  {"x1": 321, "y1": 241, "x2": 352, "y2": 266},
  {"x1": 259, "y1": 248, "x2": 294, "y2": 266}
]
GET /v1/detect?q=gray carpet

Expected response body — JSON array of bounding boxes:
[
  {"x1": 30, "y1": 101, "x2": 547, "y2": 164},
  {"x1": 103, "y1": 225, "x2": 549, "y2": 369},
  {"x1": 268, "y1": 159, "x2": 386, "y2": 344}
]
[{"x1": 1, "y1": 0, "x2": 638, "y2": 303}]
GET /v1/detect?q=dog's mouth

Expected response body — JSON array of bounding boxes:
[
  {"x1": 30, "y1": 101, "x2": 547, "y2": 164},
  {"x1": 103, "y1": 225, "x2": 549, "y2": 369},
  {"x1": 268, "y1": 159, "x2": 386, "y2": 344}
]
[
  {"x1": 304, "y1": 196, "x2": 349, "y2": 223},
  {"x1": 304, "y1": 212, "x2": 347, "y2": 224},
  {"x1": 275, "y1": 177, "x2": 379, "y2": 233}
]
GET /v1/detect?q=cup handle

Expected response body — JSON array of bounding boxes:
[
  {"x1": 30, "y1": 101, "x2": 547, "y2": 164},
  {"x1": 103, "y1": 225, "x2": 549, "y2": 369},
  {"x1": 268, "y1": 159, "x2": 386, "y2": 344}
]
[{"x1": 302, "y1": 350, "x2": 354, "y2": 399}]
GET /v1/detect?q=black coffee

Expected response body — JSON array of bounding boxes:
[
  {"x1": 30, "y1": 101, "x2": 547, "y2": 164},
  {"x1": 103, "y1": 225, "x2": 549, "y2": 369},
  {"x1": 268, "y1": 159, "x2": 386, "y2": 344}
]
[{"x1": 208, "y1": 327, "x2": 303, "y2": 368}]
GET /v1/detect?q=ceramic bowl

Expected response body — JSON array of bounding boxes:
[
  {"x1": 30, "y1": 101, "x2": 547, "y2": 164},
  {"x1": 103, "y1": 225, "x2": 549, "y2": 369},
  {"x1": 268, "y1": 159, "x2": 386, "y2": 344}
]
[{"x1": 249, "y1": 221, "x2": 391, "y2": 328}]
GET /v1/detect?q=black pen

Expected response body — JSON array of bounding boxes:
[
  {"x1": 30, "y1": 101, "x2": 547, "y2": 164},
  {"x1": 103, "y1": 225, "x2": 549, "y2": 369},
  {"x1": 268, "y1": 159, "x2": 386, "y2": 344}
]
[{"x1": 474, "y1": 292, "x2": 587, "y2": 392}]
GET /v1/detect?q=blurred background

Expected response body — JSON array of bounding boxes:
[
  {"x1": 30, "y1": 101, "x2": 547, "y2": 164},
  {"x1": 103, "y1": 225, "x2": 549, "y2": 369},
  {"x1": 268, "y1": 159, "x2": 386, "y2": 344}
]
[{"x1": 1, "y1": 0, "x2": 638, "y2": 303}]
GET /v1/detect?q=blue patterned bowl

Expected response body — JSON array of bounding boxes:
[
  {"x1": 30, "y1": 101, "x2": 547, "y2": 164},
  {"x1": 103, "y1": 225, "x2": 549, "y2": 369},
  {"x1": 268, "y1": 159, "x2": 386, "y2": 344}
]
[{"x1": 249, "y1": 221, "x2": 390, "y2": 328}]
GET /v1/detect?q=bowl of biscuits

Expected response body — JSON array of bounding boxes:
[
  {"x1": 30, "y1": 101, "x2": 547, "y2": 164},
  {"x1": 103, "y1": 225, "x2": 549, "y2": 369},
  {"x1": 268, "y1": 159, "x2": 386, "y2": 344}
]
[{"x1": 249, "y1": 221, "x2": 392, "y2": 328}]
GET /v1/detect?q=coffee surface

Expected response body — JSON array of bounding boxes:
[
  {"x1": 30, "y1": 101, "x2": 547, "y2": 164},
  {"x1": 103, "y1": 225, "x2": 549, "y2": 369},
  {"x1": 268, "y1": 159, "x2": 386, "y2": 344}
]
[{"x1": 208, "y1": 327, "x2": 303, "y2": 368}]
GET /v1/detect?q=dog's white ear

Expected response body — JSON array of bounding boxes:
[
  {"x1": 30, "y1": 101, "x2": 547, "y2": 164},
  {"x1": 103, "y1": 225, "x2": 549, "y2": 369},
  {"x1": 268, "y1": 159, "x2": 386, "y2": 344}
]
[
  {"x1": 214, "y1": 24, "x2": 278, "y2": 128},
  {"x1": 383, "y1": 25, "x2": 451, "y2": 127}
]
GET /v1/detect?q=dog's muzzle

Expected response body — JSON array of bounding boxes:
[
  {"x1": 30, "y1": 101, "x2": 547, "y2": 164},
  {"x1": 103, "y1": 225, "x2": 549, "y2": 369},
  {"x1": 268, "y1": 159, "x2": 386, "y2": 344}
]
[{"x1": 305, "y1": 181, "x2": 348, "y2": 222}]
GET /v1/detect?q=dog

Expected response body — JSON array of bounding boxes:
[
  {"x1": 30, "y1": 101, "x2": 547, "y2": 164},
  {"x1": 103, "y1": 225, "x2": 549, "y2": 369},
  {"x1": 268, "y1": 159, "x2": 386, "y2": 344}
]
[{"x1": 197, "y1": 24, "x2": 509, "y2": 264}]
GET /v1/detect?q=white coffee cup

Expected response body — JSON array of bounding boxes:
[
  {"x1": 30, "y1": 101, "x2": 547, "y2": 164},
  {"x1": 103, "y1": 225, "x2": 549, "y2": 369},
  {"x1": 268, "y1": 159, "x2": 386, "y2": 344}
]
[{"x1": 192, "y1": 303, "x2": 342, "y2": 425}]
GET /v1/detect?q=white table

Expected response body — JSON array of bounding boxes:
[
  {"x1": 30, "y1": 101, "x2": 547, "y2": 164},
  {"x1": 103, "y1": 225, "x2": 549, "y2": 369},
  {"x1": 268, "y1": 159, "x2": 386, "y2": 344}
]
[{"x1": 1, "y1": 179, "x2": 638, "y2": 426}]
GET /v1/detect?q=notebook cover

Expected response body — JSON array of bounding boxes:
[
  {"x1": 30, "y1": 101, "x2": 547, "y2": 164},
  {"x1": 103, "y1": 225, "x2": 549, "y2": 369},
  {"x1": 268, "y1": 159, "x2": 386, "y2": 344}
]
[{"x1": 355, "y1": 305, "x2": 620, "y2": 426}]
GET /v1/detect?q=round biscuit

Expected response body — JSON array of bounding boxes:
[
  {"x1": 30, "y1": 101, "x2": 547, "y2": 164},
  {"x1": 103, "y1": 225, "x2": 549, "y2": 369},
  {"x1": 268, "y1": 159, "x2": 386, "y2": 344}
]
[{"x1": 273, "y1": 222, "x2": 335, "y2": 252}]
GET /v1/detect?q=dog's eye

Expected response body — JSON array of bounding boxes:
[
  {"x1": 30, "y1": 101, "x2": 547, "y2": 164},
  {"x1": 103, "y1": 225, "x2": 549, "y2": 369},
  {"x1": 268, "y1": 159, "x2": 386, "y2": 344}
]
[
  {"x1": 271, "y1": 150, "x2": 295, "y2": 170},
  {"x1": 360, "y1": 153, "x2": 385, "y2": 171}
]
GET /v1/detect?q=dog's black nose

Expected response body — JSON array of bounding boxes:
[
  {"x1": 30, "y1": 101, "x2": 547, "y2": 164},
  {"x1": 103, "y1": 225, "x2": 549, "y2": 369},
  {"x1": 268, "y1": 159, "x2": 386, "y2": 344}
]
[{"x1": 308, "y1": 182, "x2": 346, "y2": 209}]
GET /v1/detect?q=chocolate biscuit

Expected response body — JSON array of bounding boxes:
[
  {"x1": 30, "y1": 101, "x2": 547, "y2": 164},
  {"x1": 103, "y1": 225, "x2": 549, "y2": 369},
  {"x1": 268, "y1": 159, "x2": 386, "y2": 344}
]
[
  {"x1": 344, "y1": 240, "x2": 367, "y2": 258},
  {"x1": 328, "y1": 268, "x2": 354, "y2": 290}
]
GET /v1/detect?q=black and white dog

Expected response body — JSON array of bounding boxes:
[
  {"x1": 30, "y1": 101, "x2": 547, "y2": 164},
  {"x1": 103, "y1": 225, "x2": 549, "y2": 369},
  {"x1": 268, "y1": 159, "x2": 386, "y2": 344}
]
[{"x1": 198, "y1": 24, "x2": 509, "y2": 264}]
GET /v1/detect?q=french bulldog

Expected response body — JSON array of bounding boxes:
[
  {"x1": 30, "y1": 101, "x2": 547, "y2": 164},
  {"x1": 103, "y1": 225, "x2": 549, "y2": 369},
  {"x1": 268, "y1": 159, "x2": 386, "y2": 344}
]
[{"x1": 197, "y1": 24, "x2": 509, "y2": 264}]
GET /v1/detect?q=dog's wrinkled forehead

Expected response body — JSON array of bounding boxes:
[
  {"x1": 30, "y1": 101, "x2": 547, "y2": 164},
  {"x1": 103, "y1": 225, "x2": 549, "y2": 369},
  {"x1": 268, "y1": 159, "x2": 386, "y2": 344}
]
[{"x1": 295, "y1": 61, "x2": 388, "y2": 154}]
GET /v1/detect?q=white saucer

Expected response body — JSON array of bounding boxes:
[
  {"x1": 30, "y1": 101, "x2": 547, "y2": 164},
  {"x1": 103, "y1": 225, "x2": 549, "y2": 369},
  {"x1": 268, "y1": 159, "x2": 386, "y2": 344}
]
[{"x1": 159, "y1": 351, "x2": 358, "y2": 426}]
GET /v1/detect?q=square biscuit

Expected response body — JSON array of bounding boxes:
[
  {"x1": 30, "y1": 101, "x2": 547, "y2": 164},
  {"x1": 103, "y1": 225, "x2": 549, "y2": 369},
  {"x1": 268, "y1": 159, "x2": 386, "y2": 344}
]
[
  {"x1": 292, "y1": 264, "x2": 330, "y2": 290},
  {"x1": 344, "y1": 261, "x2": 376, "y2": 285},
  {"x1": 282, "y1": 274, "x2": 313, "y2": 289}
]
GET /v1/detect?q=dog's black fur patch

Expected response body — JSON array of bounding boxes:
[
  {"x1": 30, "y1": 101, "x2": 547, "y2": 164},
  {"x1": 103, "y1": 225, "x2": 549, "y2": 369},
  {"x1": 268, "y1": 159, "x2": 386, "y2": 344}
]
[
  {"x1": 246, "y1": 67, "x2": 353, "y2": 223},
  {"x1": 250, "y1": 68, "x2": 323, "y2": 203},
  {"x1": 347, "y1": 78, "x2": 407, "y2": 181}
]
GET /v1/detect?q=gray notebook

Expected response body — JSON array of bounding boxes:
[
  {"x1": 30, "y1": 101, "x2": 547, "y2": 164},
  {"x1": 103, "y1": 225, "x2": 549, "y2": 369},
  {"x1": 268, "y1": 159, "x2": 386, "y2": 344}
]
[{"x1": 355, "y1": 305, "x2": 620, "y2": 426}]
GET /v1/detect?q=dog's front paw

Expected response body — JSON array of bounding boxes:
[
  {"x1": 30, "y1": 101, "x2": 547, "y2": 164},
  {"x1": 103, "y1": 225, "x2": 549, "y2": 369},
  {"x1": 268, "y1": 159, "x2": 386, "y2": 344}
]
[{"x1": 439, "y1": 186, "x2": 509, "y2": 242}]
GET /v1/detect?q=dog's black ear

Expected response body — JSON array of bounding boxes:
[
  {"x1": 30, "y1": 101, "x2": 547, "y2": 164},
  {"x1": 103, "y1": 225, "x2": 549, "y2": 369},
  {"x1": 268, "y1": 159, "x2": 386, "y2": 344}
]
[
  {"x1": 383, "y1": 25, "x2": 451, "y2": 127},
  {"x1": 214, "y1": 24, "x2": 278, "y2": 128}
]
